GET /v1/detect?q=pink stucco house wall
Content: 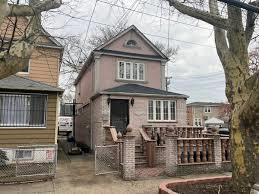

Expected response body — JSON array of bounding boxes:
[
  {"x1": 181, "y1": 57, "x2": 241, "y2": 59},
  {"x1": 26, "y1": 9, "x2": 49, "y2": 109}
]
[{"x1": 74, "y1": 25, "x2": 188, "y2": 149}]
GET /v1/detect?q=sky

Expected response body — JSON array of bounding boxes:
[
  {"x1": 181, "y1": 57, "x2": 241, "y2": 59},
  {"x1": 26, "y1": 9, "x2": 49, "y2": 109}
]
[{"x1": 44, "y1": 0, "x2": 228, "y2": 103}]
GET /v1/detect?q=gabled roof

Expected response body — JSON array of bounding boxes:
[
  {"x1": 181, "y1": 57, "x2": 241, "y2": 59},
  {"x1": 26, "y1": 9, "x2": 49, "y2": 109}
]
[
  {"x1": 101, "y1": 84, "x2": 188, "y2": 98},
  {"x1": 187, "y1": 102, "x2": 226, "y2": 107},
  {"x1": 39, "y1": 28, "x2": 63, "y2": 49},
  {"x1": 94, "y1": 25, "x2": 168, "y2": 60},
  {"x1": 75, "y1": 25, "x2": 169, "y2": 85},
  {"x1": 0, "y1": 75, "x2": 64, "y2": 93}
]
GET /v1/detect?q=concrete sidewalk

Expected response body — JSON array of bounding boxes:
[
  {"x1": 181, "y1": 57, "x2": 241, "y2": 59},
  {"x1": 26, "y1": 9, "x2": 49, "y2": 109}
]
[{"x1": 0, "y1": 154, "x2": 231, "y2": 194}]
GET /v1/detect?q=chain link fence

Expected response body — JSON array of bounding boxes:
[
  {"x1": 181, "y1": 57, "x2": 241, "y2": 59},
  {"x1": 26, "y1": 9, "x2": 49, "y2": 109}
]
[
  {"x1": 95, "y1": 145, "x2": 119, "y2": 175},
  {"x1": 0, "y1": 145, "x2": 57, "y2": 183}
]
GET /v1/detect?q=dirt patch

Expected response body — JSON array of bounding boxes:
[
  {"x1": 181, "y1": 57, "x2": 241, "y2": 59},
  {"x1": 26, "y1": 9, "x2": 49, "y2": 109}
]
[{"x1": 174, "y1": 182, "x2": 232, "y2": 194}]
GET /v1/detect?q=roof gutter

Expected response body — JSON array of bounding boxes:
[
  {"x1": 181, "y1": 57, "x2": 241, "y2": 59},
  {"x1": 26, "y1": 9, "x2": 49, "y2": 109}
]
[
  {"x1": 99, "y1": 91, "x2": 189, "y2": 99},
  {"x1": 94, "y1": 50, "x2": 168, "y2": 63}
]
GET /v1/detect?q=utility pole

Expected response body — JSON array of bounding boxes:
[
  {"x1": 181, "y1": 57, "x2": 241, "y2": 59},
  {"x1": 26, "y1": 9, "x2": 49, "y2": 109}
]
[{"x1": 217, "y1": 0, "x2": 259, "y2": 13}]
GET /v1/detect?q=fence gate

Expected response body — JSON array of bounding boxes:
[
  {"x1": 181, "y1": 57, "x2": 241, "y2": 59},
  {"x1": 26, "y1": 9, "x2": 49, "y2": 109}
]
[{"x1": 95, "y1": 145, "x2": 119, "y2": 175}]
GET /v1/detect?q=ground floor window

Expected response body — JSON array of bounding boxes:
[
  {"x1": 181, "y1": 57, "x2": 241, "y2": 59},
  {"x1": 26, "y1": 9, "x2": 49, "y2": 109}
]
[
  {"x1": 194, "y1": 118, "x2": 202, "y2": 126},
  {"x1": 148, "y1": 100, "x2": 176, "y2": 121},
  {"x1": 0, "y1": 93, "x2": 47, "y2": 127},
  {"x1": 15, "y1": 150, "x2": 33, "y2": 160}
]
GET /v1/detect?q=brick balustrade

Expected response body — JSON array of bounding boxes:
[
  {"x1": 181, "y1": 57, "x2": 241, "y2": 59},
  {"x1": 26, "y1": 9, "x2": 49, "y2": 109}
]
[
  {"x1": 165, "y1": 133, "x2": 178, "y2": 176},
  {"x1": 165, "y1": 132, "x2": 231, "y2": 176}
]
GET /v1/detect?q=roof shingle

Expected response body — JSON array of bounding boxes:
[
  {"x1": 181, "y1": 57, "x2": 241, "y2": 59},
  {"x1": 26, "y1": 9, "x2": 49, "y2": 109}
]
[
  {"x1": 0, "y1": 75, "x2": 64, "y2": 93},
  {"x1": 102, "y1": 84, "x2": 188, "y2": 98}
]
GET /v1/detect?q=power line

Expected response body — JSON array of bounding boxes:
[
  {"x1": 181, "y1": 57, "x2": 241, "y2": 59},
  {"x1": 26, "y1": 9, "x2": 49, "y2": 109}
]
[
  {"x1": 173, "y1": 71, "x2": 224, "y2": 79},
  {"x1": 78, "y1": 0, "x2": 98, "y2": 63},
  {"x1": 98, "y1": 0, "x2": 213, "y2": 31},
  {"x1": 218, "y1": 0, "x2": 259, "y2": 13},
  {"x1": 72, "y1": 17, "x2": 216, "y2": 48}
]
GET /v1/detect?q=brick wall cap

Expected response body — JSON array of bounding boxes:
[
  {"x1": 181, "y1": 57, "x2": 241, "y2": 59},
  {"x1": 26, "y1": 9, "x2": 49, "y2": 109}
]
[
  {"x1": 159, "y1": 176, "x2": 231, "y2": 194},
  {"x1": 103, "y1": 125, "x2": 115, "y2": 129}
]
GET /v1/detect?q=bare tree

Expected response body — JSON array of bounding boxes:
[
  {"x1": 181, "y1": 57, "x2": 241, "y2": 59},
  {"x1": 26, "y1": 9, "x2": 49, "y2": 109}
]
[
  {"x1": 165, "y1": 0, "x2": 259, "y2": 193},
  {"x1": 249, "y1": 45, "x2": 259, "y2": 74},
  {"x1": 0, "y1": 0, "x2": 62, "y2": 79}
]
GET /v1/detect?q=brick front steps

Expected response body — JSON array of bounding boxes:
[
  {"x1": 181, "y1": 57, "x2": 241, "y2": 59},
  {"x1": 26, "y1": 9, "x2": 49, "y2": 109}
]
[{"x1": 158, "y1": 176, "x2": 231, "y2": 194}]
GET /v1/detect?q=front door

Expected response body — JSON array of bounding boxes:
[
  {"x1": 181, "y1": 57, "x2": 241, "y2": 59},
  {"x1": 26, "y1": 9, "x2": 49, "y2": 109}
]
[{"x1": 110, "y1": 99, "x2": 129, "y2": 134}]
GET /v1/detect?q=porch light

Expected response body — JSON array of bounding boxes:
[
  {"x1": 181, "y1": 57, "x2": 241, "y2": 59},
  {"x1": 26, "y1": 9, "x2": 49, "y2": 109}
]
[{"x1": 130, "y1": 98, "x2": 135, "y2": 106}]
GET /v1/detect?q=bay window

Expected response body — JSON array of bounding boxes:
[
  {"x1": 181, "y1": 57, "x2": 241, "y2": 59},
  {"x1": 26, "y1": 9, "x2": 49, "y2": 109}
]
[
  {"x1": 118, "y1": 61, "x2": 145, "y2": 81},
  {"x1": 148, "y1": 100, "x2": 176, "y2": 121}
]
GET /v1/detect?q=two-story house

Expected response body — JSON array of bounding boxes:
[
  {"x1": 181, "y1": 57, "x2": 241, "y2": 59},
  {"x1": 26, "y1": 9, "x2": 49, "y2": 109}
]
[
  {"x1": 74, "y1": 25, "x2": 188, "y2": 149},
  {"x1": 0, "y1": 17, "x2": 63, "y2": 162},
  {"x1": 187, "y1": 102, "x2": 230, "y2": 127}
]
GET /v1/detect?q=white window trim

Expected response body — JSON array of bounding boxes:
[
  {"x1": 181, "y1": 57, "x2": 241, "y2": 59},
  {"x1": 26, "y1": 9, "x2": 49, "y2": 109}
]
[
  {"x1": 204, "y1": 106, "x2": 212, "y2": 113},
  {"x1": 14, "y1": 149, "x2": 34, "y2": 161},
  {"x1": 17, "y1": 59, "x2": 31, "y2": 75},
  {"x1": 147, "y1": 100, "x2": 176, "y2": 122},
  {"x1": 194, "y1": 118, "x2": 202, "y2": 126},
  {"x1": 117, "y1": 61, "x2": 145, "y2": 81}
]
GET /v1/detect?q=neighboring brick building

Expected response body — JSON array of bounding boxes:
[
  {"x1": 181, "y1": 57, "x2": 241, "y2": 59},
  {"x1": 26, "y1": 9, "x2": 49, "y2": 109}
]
[
  {"x1": 74, "y1": 25, "x2": 188, "y2": 150},
  {"x1": 187, "y1": 102, "x2": 230, "y2": 127}
]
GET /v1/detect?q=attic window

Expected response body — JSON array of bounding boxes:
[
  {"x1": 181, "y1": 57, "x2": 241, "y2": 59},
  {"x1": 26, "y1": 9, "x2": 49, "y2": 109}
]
[{"x1": 126, "y1": 40, "x2": 137, "y2": 47}]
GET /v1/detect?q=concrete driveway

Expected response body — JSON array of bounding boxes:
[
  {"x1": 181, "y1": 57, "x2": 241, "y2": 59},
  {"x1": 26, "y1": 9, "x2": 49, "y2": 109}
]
[{"x1": 0, "y1": 151, "x2": 231, "y2": 194}]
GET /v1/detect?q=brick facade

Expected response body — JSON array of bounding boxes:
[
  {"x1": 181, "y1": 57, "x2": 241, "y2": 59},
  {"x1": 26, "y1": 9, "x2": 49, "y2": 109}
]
[
  {"x1": 155, "y1": 146, "x2": 166, "y2": 165},
  {"x1": 165, "y1": 134, "x2": 178, "y2": 176},
  {"x1": 123, "y1": 135, "x2": 136, "y2": 180},
  {"x1": 187, "y1": 103, "x2": 230, "y2": 127},
  {"x1": 75, "y1": 104, "x2": 91, "y2": 146}
]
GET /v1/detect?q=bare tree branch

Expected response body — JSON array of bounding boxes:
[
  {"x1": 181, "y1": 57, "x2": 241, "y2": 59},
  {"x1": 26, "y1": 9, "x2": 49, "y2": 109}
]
[
  {"x1": 245, "y1": 1, "x2": 259, "y2": 45},
  {"x1": 168, "y1": 0, "x2": 229, "y2": 29},
  {"x1": 0, "y1": 0, "x2": 62, "y2": 79},
  {"x1": 7, "y1": 0, "x2": 62, "y2": 16}
]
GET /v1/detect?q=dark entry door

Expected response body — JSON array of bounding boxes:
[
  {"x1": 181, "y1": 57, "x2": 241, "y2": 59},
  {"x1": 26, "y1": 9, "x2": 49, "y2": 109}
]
[{"x1": 110, "y1": 99, "x2": 129, "y2": 134}]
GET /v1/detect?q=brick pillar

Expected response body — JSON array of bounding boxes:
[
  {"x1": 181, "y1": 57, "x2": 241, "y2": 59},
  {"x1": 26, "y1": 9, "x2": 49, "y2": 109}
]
[
  {"x1": 213, "y1": 134, "x2": 222, "y2": 168},
  {"x1": 165, "y1": 127, "x2": 178, "y2": 176},
  {"x1": 123, "y1": 134, "x2": 135, "y2": 180}
]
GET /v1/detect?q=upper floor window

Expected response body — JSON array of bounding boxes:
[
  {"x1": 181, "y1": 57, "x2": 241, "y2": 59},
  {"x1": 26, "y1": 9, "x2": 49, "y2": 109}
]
[
  {"x1": 204, "y1": 106, "x2": 211, "y2": 113},
  {"x1": 148, "y1": 100, "x2": 176, "y2": 121},
  {"x1": 118, "y1": 61, "x2": 145, "y2": 81},
  {"x1": 0, "y1": 93, "x2": 47, "y2": 127},
  {"x1": 126, "y1": 40, "x2": 137, "y2": 47},
  {"x1": 17, "y1": 59, "x2": 30, "y2": 74}
]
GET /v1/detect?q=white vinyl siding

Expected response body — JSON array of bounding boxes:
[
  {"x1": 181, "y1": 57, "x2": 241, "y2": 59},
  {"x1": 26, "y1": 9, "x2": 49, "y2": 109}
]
[
  {"x1": 148, "y1": 100, "x2": 176, "y2": 122},
  {"x1": 118, "y1": 61, "x2": 145, "y2": 81}
]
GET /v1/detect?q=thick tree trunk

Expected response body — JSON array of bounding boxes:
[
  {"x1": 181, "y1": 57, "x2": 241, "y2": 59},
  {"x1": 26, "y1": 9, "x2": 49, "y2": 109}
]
[
  {"x1": 166, "y1": 0, "x2": 259, "y2": 193},
  {"x1": 230, "y1": 102, "x2": 258, "y2": 193}
]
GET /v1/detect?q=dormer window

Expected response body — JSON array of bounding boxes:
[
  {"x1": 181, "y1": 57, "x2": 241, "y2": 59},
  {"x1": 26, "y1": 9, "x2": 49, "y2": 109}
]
[{"x1": 126, "y1": 40, "x2": 137, "y2": 47}]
